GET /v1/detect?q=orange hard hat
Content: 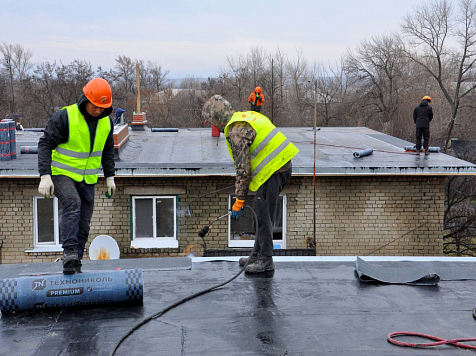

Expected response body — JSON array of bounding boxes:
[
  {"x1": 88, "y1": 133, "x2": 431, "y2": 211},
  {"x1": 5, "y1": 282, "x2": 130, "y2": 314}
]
[
  {"x1": 255, "y1": 86, "x2": 262, "y2": 93},
  {"x1": 422, "y1": 95, "x2": 432, "y2": 103},
  {"x1": 83, "y1": 78, "x2": 113, "y2": 108}
]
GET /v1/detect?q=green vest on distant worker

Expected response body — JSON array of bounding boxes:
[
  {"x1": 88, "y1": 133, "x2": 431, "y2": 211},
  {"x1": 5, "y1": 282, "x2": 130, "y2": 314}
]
[
  {"x1": 224, "y1": 111, "x2": 299, "y2": 192},
  {"x1": 51, "y1": 104, "x2": 111, "y2": 184}
]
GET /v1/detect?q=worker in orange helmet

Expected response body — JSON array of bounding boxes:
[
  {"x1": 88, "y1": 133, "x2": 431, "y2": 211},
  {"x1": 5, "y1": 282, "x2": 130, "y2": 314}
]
[
  {"x1": 413, "y1": 95, "x2": 433, "y2": 155},
  {"x1": 38, "y1": 78, "x2": 116, "y2": 274},
  {"x1": 248, "y1": 86, "x2": 265, "y2": 112}
]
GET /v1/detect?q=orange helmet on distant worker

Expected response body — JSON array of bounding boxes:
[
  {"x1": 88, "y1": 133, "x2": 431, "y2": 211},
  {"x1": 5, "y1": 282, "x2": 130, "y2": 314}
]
[
  {"x1": 422, "y1": 95, "x2": 432, "y2": 103},
  {"x1": 255, "y1": 86, "x2": 262, "y2": 93},
  {"x1": 83, "y1": 78, "x2": 113, "y2": 108}
]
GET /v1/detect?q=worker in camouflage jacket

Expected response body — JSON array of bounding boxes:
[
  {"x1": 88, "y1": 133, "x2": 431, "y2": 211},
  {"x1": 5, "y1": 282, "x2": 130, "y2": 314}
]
[{"x1": 202, "y1": 95, "x2": 299, "y2": 273}]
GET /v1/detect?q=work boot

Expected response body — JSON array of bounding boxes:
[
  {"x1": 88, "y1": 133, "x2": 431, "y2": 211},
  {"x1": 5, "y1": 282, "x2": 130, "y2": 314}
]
[
  {"x1": 425, "y1": 149, "x2": 430, "y2": 155},
  {"x1": 245, "y1": 257, "x2": 275, "y2": 273},
  {"x1": 76, "y1": 261, "x2": 82, "y2": 273},
  {"x1": 63, "y1": 248, "x2": 79, "y2": 275},
  {"x1": 239, "y1": 254, "x2": 258, "y2": 267}
]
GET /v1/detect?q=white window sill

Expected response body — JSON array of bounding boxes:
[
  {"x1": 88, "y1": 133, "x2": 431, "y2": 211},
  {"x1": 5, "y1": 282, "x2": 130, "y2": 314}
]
[
  {"x1": 26, "y1": 246, "x2": 63, "y2": 253},
  {"x1": 131, "y1": 238, "x2": 179, "y2": 249},
  {"x1": 228, "y1": 241, "x2": 285, "y2": 249}
]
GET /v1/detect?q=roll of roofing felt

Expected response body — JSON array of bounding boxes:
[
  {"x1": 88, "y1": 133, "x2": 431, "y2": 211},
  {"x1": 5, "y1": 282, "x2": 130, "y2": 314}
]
[
  {"x1": 8, "y1": 121, "x2": 15, "y2": 159},
  {"x1": 353, "y1": 147, "x2": 373, "y2": 158},
  {"x1": 20, "y1": 146, "x2": 38, "y2": 154},
  {"x1": 404, "y1": 146, "x2": 440, "y2": 152},
  {"x1": 0, "y1": 122, "x2": 10, "y2": 161},
  {"x1": 151, "y1": 128, "x2": 179, "y2": 132},
  {"x1": 0, "y1": 269, "x2": 143, "y2": 312}
]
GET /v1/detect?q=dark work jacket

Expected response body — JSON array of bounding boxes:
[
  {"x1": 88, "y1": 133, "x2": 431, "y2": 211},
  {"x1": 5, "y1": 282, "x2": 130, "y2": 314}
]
[
  {"x1": 38, "y1": 94, "x2": 115, "y2": 179},
  {"x1": 413, "y1": 100, "x2": 433, "y2": 129}
]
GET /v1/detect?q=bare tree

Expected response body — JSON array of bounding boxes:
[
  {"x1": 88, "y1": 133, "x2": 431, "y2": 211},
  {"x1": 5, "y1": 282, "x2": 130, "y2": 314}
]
[
  {"x1": 443, "y1": 140, "x2": 476, "y2": 255},
  {"x1": 402, "y1": 0, "x2": 476, "y2": 150},
  {"x1": 56, "y1": 59, "x2": 94, "y2": 105},
  {"x1": 113, "y1": 55, "x2": 136, "y2": 94},
  {"x1": 0, "y1": 42, "x2": 33, "y2": 82},
  {"x1": 311, "y1": 60, "x2": 350, "y2": 127},
  {"x1": 344, "y1": 34, "x2": 409, "y2": 133},
  {"x1": 285, "y1": 49, "x2": 311, "y2": 126}
]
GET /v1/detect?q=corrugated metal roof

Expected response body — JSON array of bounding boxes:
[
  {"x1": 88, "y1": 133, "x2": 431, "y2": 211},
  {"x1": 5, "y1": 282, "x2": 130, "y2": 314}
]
[{"x1": 1, "y1": 126, "x2": 475, "y2": 177}]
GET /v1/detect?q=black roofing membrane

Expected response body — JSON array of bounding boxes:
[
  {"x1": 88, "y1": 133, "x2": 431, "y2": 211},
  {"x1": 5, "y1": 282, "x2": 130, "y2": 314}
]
[{"x1": 2, "y1": 259, "x2": 476, "y2": 355}]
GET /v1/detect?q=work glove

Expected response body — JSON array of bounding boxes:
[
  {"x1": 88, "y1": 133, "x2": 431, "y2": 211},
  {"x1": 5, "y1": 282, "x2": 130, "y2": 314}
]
[
  {"x1": 106, "y1": 177, "x2": 116, "y2": 198},
  {"x1": 256, "y1": 95, "x2": 260, "y2": 100},
  {"x1": 38, "y1": 174, "x2": 54, "y2": 198},
  {"x1": 231, "y1": 198, "x2": 245, "y2": 220}
]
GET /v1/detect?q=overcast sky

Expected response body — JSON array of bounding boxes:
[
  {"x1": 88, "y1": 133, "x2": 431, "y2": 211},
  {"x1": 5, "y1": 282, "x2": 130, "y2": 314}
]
[{"x1": 2, "y1": 0, "x2": 425, "y2": 78}]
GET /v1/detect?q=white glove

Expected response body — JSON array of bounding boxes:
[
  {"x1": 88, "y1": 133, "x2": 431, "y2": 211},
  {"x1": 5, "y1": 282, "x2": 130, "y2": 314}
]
[
  {"x1": 38, "y1": 174, "x2": 54, "y2": 198},
  {"x1": 106, "y1": 177, "x2": 116, "y2": 197}
]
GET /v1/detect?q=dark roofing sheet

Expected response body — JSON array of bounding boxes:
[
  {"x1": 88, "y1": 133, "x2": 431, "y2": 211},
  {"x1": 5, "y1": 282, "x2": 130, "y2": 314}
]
[
  {"x1": 2, "y1": 259, "x2": 476, "y2": 355},
  {"x1": 2, "y1": 127, "x2": 476, "y2": 177}
]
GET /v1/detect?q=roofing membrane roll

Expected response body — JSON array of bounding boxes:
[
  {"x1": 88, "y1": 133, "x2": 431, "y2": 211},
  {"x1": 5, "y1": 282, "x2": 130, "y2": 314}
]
[
  {"x1": 404, "y1": 146, "x2": 440, "y2": 152},
  {"x1": 1, "y1": 269, "x2": 143, "y2": 312},
  {"x1": 0, "y1": 122, "x2": 10, "y2": 161},
  {"x1": 353, "y1": 147, "x2": 373, "y2": 158}
]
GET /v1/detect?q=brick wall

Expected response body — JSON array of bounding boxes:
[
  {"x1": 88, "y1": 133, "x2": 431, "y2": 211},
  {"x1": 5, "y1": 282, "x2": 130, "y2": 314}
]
[{"x1": 0, "y1": 175, "x2": 445, "y2": 263}]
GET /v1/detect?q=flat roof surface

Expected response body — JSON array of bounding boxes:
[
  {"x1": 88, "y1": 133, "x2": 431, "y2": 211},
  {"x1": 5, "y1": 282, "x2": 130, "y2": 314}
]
[
  {"x1": 2, "y1": 257, "x2": 476, "y2": 355},
  {"x1": 1, "y1": 126, "x2": 475, "y2": 177}
]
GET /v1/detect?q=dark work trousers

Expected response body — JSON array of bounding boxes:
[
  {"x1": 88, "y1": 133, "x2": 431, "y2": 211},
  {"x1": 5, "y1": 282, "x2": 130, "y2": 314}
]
[
  {"x1": 250, "y1": 105, "x2": 262, "y2": 113},
  {"x1": 252, "y1": 167, "x2": 292, "y2": 260},
  {"x1": 415, "y1": 127, "x2": 430, "y2": 150},
  {"x1": 52, "y1": 175, "x2": 95, "y2": 260}
]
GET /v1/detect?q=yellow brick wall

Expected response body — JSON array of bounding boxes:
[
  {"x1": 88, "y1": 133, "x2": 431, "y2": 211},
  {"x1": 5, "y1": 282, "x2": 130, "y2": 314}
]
[{"x1": 0, "y1": 176, "x2": 445, "y2": 264}]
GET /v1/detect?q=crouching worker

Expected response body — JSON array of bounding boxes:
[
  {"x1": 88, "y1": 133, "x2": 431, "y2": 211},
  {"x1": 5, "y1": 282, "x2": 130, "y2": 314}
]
[
  {"x1": 202, "y1": 95, "x2": 299, "y2": 273},
  {"x1": 37, "y1": 78, "x2": 116, "y2": 274}
]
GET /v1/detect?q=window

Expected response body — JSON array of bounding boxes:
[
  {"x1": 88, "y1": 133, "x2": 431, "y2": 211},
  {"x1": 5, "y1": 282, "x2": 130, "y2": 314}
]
[
  {"x1": 131, "y1": 196, "x2": 178, "y2": 248},
  {"x1": 228, "y1": 195, "x2": 286, "y2": 249},
  {"x1": 32, "y1": 196, "x2": 63, "y2": 250}
]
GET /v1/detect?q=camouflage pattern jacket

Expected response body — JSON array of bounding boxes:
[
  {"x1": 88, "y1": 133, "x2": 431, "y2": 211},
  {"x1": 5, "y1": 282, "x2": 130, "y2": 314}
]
[{"x1": 226, "y1": 121, "x2": 291, "y2": 199}]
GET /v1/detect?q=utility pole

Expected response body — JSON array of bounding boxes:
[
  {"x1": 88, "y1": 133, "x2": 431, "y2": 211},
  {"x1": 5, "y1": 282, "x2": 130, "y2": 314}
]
[
  {"x1": 271, "y1": 58, "x2": 274, "y2": 123},
  {"x1": 6, "y1": 58, "x2": 15, "y2": 114},
  {"x1": 312, "y1": 79, "x2": 318, "y2": 255}
]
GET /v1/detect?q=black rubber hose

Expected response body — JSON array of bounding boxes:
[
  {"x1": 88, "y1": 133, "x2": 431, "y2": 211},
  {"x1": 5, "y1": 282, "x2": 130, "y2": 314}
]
[{"x1": 109, "y1": 205, "x2": 259, "y2": 356}]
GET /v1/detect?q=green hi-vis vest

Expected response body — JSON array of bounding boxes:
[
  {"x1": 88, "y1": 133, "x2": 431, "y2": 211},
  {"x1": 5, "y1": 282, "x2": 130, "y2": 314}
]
[
  {"x1": 51, "y1": 104, "x2": 111, "y2": 184},
  {"x1": 224, "y1": 111, "x2": 299, "y2": 192}
]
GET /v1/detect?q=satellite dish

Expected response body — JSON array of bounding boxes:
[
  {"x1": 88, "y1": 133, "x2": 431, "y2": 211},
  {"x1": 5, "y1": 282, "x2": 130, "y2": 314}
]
[{"x1": 89, "y1": 235, "x2": 120, "y2": 260}]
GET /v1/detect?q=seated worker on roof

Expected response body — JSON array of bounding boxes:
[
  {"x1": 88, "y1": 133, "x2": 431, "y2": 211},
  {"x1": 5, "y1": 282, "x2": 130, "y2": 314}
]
[{"x1": 202, "y1": 95, "x2": 299, "y2": 273}]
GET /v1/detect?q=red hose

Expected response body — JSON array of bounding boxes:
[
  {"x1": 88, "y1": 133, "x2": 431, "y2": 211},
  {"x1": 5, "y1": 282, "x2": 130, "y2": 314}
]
[{"x1": 388, "y1": 331, "x2": 476, "y2": 350}]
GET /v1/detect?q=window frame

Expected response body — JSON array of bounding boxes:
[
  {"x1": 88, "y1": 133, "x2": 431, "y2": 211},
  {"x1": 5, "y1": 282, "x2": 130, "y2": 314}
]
[
  {"x1": 31, "y1": 196, "x2": 63, "y2": 251},
  {"x1": 228, "y1": 194, "x2": 287, "y2": 249},
  {"x1": 131, "y1": 195, "x2": 178, "y2": 249}
]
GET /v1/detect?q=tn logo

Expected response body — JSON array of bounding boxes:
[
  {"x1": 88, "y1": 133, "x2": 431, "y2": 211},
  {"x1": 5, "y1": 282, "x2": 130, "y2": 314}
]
[{"x1": 32, "y1": 279, "x2": 46, "y2": 291}]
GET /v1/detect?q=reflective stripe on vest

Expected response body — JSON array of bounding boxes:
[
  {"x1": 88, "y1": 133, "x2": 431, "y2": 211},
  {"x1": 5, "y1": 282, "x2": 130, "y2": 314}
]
[
  {"x1": 224, "y1": 111, "x2": 299, "y2": 192},
  {"x1": 51, "y1": 104, "x2": 111, "y2": 184}
]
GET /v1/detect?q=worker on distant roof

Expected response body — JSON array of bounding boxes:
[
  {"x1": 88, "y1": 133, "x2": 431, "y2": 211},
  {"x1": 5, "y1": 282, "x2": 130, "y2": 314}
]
[
  {"x1": 248, "y1": 86, "x2": 265, "y2": 113},
  {"x1": 37, "y1": 78, "x2": 116, "y2": 274},
  {"x1": 202, "y1": 95, "x2": 299, "y2": 274},
  {"x1": 413, "y1": 95, "x2": 433, "y2": 155}
]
